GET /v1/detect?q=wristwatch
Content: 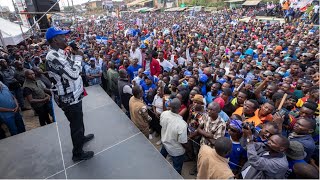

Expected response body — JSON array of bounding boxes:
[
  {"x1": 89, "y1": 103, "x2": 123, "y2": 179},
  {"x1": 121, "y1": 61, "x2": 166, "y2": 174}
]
[{"x1": 247, "y1": 138, "x2": 253, "y2": 143}]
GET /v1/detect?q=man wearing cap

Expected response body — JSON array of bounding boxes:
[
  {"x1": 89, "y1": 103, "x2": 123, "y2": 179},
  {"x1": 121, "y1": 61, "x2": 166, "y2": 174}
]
[
  {"x1": 45, "y1": 27, "x2": 94, "y2": 161},
  {"x1": 285, "y1": 141, "x2": 307, "y2": 178},
  {"x1": 141, "y1": 74, "x2": 156, "y2": 106}
]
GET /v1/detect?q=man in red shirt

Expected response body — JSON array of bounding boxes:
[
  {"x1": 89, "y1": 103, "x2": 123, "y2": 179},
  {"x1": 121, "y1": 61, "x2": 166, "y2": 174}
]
[{"x1": 142, "y1": 50, "x2": 161, "y2": 77}]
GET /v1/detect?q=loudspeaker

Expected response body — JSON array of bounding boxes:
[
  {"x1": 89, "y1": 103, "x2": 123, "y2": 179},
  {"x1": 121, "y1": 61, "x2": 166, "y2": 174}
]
[
  {"x1": 35, "y1": 14, "x2": 50, "y2": 32},
  {"x1": 25, "y1": 0, "x2": 60, "y2": 12}
]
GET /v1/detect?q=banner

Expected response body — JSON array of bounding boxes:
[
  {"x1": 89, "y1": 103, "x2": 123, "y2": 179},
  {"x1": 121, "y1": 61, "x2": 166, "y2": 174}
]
[
  {"x1": 15, "y1": 0, "x2": 30, "y2": 28},
  {"x1": 136, "y1": 18, "x2": 142, "y2": 27},
  {"x1": 140, "y1": 34, "x2": 151, "y2": 44},
  {"x1": 118, "y1": 21, "x2": 124, "y2": 30},
  {"x1": 96, "y1": 36, "x2": 108, "y2": 44}
]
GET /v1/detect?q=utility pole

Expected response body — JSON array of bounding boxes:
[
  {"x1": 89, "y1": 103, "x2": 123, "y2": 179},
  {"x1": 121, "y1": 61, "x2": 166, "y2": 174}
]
[
  {"x1": 11, "y1": 0, "x2": 28, "y2": 46},
  {"x1": 71, "y1": 0, "x2": 77, "y2": 28},
  {"x1": 0, "y1": 6, "x2": 4, "y2": 19}
]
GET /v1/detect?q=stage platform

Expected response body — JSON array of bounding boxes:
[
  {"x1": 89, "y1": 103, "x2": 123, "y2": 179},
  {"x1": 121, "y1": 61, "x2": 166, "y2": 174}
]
[{"x1": 0, "y1": 85, "x2": 182, "y2": 179}]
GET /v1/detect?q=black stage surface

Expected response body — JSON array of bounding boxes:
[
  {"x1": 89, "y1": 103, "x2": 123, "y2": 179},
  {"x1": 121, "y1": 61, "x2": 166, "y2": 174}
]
[{"x1": 0, "y1": 85, "x2": 182, "y2": 179}]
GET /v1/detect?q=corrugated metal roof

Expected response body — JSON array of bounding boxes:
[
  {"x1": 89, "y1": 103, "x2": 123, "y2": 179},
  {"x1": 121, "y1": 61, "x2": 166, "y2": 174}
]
[{"x1": 242, "y1": 0, "x2": 261, "y2": 6}]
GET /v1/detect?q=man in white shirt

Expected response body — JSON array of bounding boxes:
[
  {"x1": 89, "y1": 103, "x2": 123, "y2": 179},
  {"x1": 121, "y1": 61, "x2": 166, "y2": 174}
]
[
  {"x1": 132, "y1": 68, "x2": 144, "y2": 85},
  {"x1": 160, "y1": 98, "x2": 188, "y2": 174},
  {"x1": 130, "y1": 43, "x2": 142, "y2": 66},
  {"x1": 169, "y1": 50, "x2": 186, "y2": 68},
  {"x1": 157, "y1": 51, "x2": 173, "y2": 71}
]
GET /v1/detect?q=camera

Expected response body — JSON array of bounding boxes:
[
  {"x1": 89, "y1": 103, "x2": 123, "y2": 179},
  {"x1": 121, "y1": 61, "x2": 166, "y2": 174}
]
[
  {"x1": 277, "y1": 109, "x2": 286, "y2": 116},
  {"x1": 242, "y1": 122, "x2": 255, "y2": 133}
]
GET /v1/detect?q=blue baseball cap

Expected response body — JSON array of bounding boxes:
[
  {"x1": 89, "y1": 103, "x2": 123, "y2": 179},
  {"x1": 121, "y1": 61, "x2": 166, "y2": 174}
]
[
  {"x1": 143, "y1": 71, "x2": 150, "y2": 75},
  {"x1": 45, "y1": 27, "x2": 70, "y2": 41},
  {"x1": 184, "y1": 70, "x2": 192, "y2": 77},
  {"x1": 199, "y1": 74, "x2": 208, "y2": 83},
  {"x1": 235, "y1": 51, "x2": 241, "y2": 56}
]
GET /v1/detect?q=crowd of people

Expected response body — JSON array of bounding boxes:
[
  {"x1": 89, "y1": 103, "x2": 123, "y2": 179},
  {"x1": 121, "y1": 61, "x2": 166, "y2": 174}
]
[
  {"x1": 280, "y1": 0, "x2": 319, "y2": 24},
  {"x1": 0, "y1": 7, "x2": 319, "y2": 179}
]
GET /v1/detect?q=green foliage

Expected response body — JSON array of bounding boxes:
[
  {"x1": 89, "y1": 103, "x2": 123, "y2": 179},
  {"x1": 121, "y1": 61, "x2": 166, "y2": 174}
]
[
  {"x1": 183, "y1": 0, "x2": 226, "y2": 7},
  {"x1": 64, "y1": 6, "x2": 74, "y2": 12}
]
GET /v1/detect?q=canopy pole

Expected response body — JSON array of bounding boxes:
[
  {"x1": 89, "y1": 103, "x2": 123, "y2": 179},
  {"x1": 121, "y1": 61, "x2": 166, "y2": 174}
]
[
  {"x1": 11, "y1": 0, "x2": 29, "y2": 47},
  {"x1": 0, "y1": 30, "x2": 8, "y2": 52}
]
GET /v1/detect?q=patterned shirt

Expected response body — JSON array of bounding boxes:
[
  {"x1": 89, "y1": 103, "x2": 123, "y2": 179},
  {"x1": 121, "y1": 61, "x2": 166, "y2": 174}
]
[
  {"x1": 86, "y1": 66, "x2": 102, "y2": 86},
  {"x1": 45, "y1": 48, "x2": 84, "y2": 108},
  {"x1": 200, "y1": 114, "x2": 226, "y2": 146}
]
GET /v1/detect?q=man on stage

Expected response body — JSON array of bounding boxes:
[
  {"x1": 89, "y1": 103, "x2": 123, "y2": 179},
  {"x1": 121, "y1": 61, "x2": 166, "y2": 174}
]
[{"x1": 45, "y1": 27, "x2": 94, "y2": 161}]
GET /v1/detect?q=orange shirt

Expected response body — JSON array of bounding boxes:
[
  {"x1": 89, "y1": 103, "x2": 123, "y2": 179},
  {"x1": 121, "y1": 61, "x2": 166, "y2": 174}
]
[
  {"x1": 282, "y1": 1, "x2": 290, "y2": 10},
  {"x1": 233, "y1": 107, "x2": 262, "y2": 126},
  {"x1": 260, "y1": 113, "x2": 273, "y2": 123}
]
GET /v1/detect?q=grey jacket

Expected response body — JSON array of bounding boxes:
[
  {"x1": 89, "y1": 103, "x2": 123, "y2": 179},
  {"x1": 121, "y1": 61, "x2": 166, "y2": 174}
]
[{"x1": 242, "y1": 142, "x2": 289, "y2": 179}]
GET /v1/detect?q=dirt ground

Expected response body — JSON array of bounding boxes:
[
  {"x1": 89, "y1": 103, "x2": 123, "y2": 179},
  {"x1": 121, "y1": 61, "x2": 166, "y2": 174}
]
[{"x1": 148, "y1": 135, "x2": 197, "y2": 179}]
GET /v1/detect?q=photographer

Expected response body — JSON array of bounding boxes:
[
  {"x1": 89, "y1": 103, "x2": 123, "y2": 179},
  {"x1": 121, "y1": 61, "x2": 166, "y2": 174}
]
[
  {"x1": 241, "y1": 132, "x2": 289, "y2": 179},
  {"x1": 240, "y1": 120, "x2": 280, "y2": 147}
]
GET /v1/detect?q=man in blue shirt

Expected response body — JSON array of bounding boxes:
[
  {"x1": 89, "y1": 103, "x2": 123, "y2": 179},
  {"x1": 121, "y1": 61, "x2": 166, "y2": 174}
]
[
  {"x1": 288, "y1": 117, "x2": 316, "y2": 162},
  {"x1": 86, "y1": 59, "x2": 102, "y2": 86},
  {"x1": 127, "y1": 58, "x2": 142, "y2": 81},
  {"x1": 0, "y1": 81, "x2": 25, "y2": 136},
  {"x1": 141, "y1": 75, "x2": 156, "y2": 106},
  {"x1": 226, "y1": 119, "x2": 247, "y2": 176},
  {"x1": 205, "y1": 83, "x2": 221, "y2": 104}
]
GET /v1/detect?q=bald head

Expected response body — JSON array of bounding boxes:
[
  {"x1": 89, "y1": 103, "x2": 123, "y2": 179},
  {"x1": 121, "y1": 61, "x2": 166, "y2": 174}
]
[
  {"x1": 25, "y1": 69, "x2": 36, "y2": 80},
  {"x1": 209, "y1": 102, "x2": 221, "y2": 111},
  {"x1": 293, "y1": 163, "x2": 319, "y2": 179},
  {"x1": 207, "y1": 102, "x2": 221, "y2": 119},
  {"x1": 170, "y1": 98, "x2": 181, "y2": 113},
  {"x1": 132, "y1": 85, "x2": 142, "y2": 98},
  {"x1": 215, "y1": 137, "x2": 232, "y2": 157},
  {"x1": 119, "y1": 69, "x2": 127, "y2": 78}
]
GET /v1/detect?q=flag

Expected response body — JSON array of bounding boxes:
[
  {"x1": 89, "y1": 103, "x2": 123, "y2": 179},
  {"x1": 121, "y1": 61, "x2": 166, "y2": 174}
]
[
  {"x1": 96, "y1": 36, "x2": 108, "y2": 44},
  {"x1": 140, "y1": 34, "x2": 151, "y2": 44}
]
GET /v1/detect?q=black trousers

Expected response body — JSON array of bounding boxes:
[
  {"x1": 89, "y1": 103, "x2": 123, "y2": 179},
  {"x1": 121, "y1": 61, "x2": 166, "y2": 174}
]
[
  {"x1": 33, "y1": 103, "x2": 52, "y2": 126},
  {"x1": 62, "y1": 101, "x2": 85, "y2": 156},
  {"x1": 148, "y1": 109, "x2": 162, "y2": 134}
]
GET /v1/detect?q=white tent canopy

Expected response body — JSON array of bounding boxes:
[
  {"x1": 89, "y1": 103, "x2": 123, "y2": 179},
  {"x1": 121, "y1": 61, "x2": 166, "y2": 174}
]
[{"x1": 0, "y1": 17, "x2": 30, "y2": 46}]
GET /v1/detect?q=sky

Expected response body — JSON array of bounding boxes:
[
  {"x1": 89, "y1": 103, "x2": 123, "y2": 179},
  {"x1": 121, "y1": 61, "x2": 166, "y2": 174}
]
[{"x1": 0, "y1": 0, "x2": 91, "y2": 11}]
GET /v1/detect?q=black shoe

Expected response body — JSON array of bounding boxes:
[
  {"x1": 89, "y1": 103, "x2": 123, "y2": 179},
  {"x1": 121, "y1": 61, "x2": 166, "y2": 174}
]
[
  {"x1": 84, "y1": 134, "x2": 94, "y2": 144},
  {"x1": 189, "y1": 166, "x2": 198, "y2": 176},
  {"x1": 72, "y1": 151, "x2": 94, "y2": 162}
]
